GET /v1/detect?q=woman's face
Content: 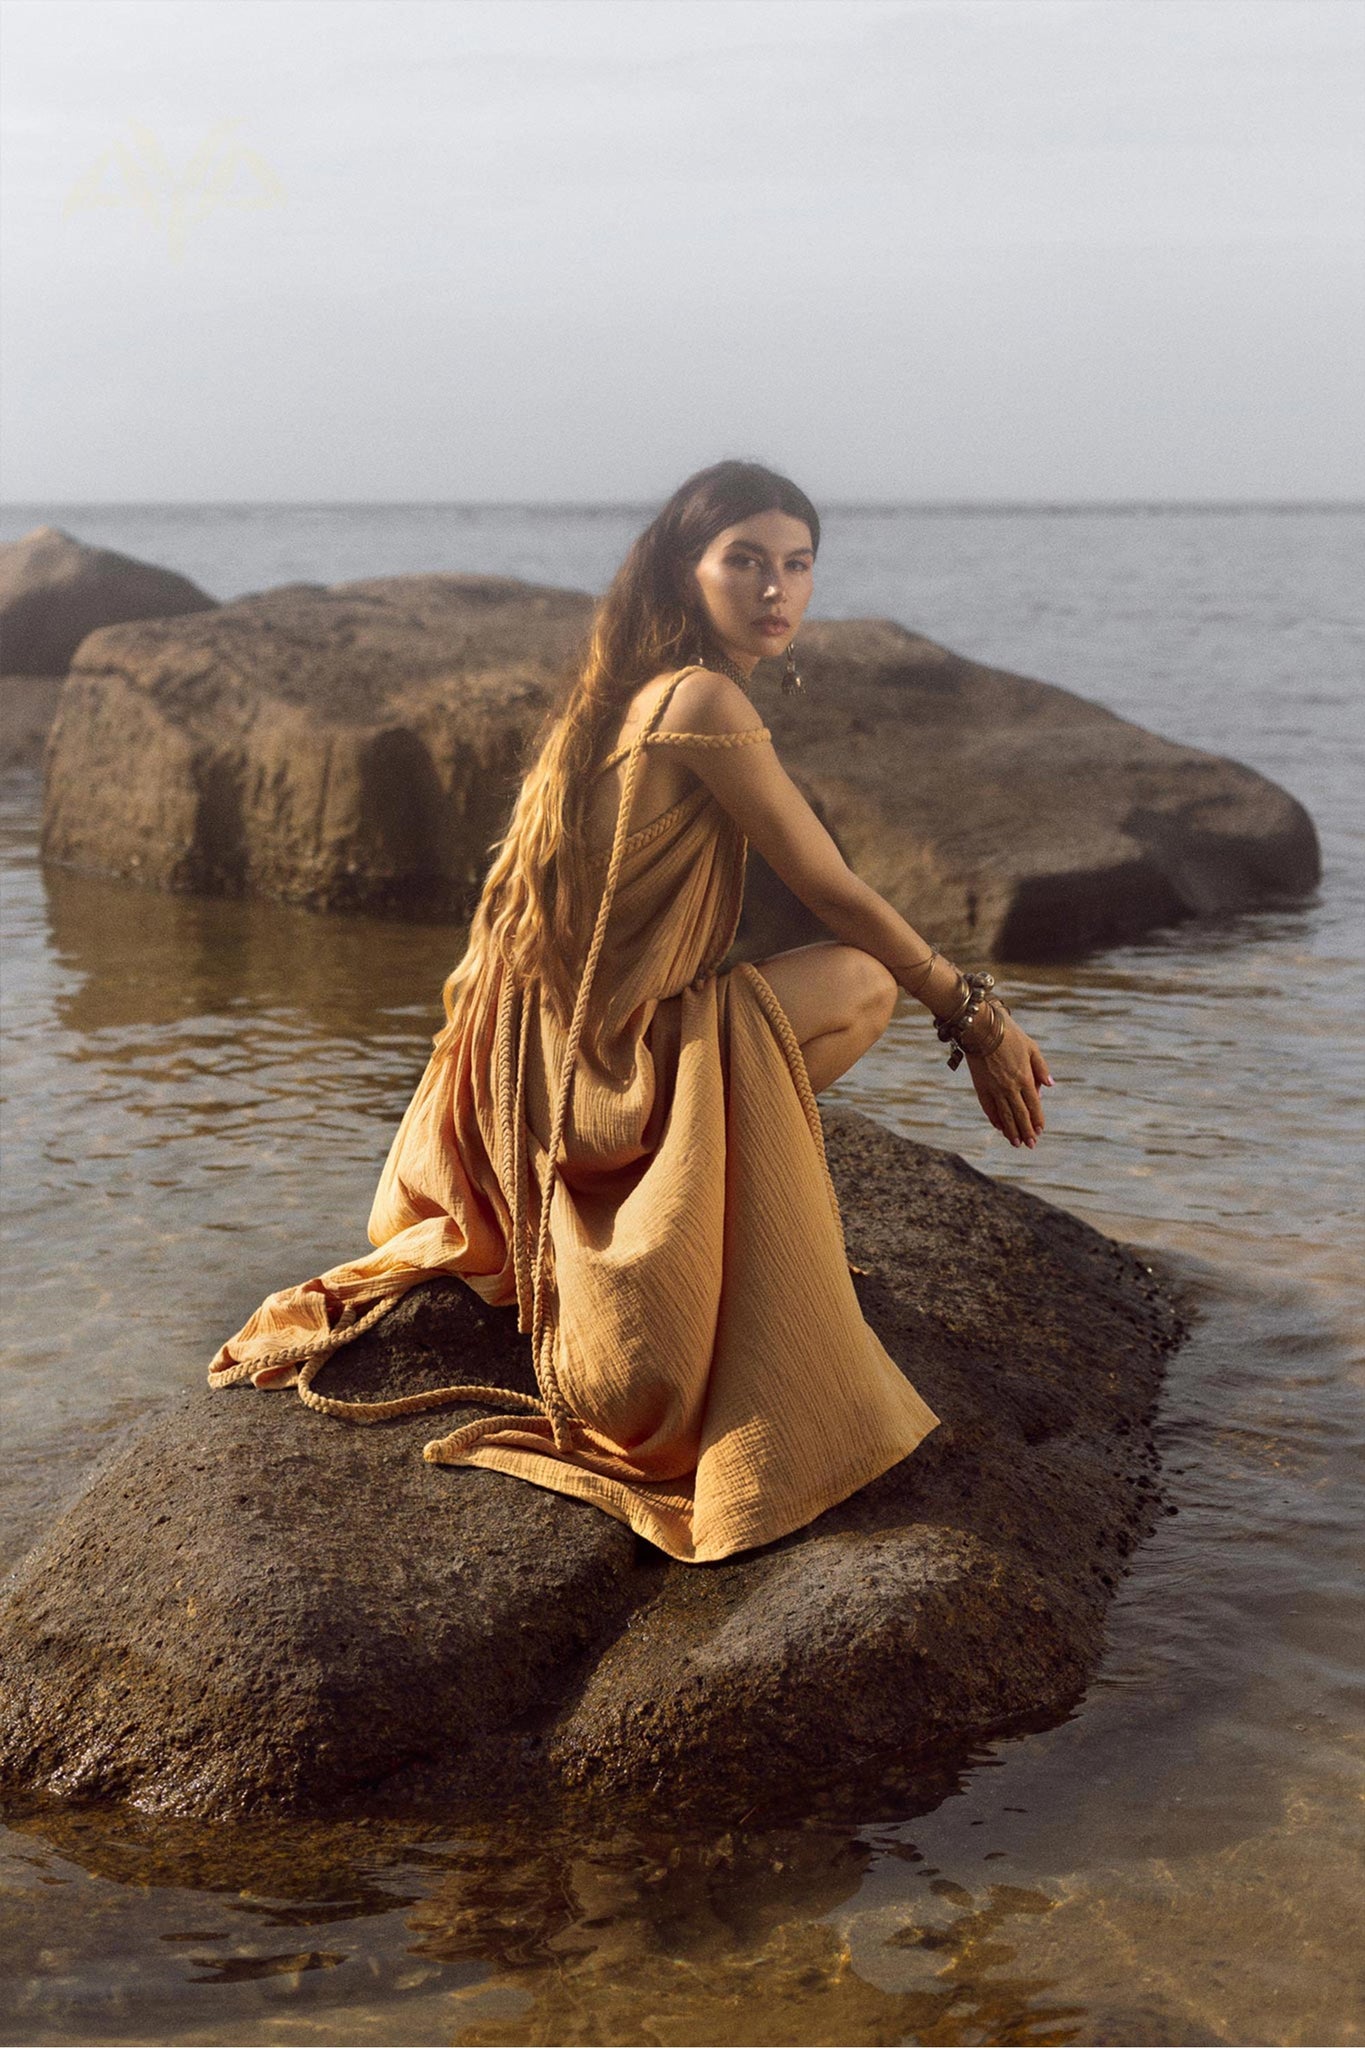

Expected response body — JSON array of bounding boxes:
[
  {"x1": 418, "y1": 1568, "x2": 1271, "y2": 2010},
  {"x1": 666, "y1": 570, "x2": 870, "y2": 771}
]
[{"x1": 688, "y1": 510, "x2": 815, "y2": 671}]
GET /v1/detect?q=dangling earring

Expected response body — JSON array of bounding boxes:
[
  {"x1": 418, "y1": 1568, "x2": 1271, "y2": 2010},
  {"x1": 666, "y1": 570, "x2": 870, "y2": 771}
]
[{"x1": 782, "y1": 639, "x2": 804, "y2": 696}]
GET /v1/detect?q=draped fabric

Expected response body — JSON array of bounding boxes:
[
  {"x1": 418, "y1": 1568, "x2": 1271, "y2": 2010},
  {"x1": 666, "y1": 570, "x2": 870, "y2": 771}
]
[{"x1": 208, "y1": 668, "x2": 940, "y2": 1562}]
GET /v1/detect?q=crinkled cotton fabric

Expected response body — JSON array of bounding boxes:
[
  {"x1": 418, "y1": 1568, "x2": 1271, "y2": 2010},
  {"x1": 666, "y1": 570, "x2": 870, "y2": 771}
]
[{"x1": 208, "y1": 669, "x2": 940, "y2": 1561}]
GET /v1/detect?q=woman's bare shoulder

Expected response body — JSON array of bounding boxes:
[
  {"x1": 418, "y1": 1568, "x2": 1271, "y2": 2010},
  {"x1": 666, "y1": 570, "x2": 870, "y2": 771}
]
[{"x1": 657, "y1": 666, "x2": 767, "y2": 739}]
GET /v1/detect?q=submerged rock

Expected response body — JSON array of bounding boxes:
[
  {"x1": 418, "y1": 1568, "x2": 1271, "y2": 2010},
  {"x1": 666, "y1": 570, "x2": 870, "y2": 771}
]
[
  {"x1": 0, "y1": 1111, "x2": 1184, "y2": 1822},
  {"x1": 38, "y1": 571, "x2": 1318, "y2": 960}
]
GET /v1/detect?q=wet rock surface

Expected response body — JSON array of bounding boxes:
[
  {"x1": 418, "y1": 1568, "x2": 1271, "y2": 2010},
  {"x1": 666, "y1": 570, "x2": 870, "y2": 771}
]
[
  {"x1": 0, "y1": 1111, "x2": 1185, "y2": 1821},
  {"x1": 38, "y1": 570, "x2": 1318, "y2": 960}
]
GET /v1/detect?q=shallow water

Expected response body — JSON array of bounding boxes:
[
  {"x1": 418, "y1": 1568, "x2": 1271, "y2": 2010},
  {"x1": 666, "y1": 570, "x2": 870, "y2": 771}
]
[{"x1": 1, "y1": 504, "x2": 1362, "y2": 2045}]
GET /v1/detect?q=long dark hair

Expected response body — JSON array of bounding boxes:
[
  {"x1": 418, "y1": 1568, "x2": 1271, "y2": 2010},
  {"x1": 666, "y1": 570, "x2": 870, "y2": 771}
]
[{"x1": 441, "y1": 458, "x2": 821, "y2": 1028}]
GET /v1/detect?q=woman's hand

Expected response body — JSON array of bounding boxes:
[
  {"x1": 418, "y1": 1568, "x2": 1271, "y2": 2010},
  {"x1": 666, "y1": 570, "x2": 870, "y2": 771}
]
[{"x1": 965, "y1": 1012, "x2": 1053, "y2": 1149}]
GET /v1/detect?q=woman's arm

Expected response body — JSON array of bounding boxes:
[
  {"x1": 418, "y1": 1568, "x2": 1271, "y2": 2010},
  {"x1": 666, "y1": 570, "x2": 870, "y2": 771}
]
[{"x1": 661, "y1": 669, "x2": 1052, "y2": 1146}]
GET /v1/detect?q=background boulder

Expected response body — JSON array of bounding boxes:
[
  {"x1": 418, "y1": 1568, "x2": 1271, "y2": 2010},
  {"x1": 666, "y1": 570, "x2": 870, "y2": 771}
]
[
  {"x1": 41, "y1": 572, "x2": 578, "y2": 917},
  {"x1": 1, "y1": 673, "x2": 65, "y2": 770},
  {"x1": 0, "y1": 1111, "x2": 1184, "y2": 1823},
  {"x1": 748, "y1": 618, "x2": 1321, "y2": 959},
  {"x1": 0, "y1": 524, "x2": 217, "y2": 676},
  {"x1": 37, "y1": 570, "x2": 1318, "y2": 960},
  {"x1": 0, "y1": 526, "x2": 218, "y2": 767}
]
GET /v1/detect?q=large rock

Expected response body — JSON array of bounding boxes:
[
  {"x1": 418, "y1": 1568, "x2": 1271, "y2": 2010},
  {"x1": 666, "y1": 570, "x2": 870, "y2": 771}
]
[
  {"x1": 0, "y1": 524, "x2": 217, "y2": 676},
  {"x1": 0, "y1": 674, "x2": 65, "y2": 769},
  {"x1": 0, "y1": 1112, "x2": 1184, "y2": 1823},
  {"x1": 749, "y1": 620, "x2": 1320, "y2": 960},
  {"x1": 41, "y1": 573, "x2": 581, "y2": 919},
  {"x1": 38, "y1": 571, "x2": 1318, "y2": 959}
]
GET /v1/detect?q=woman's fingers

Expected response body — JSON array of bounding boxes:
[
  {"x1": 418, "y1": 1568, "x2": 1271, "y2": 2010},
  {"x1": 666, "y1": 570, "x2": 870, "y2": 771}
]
[
  {"x1": 968, "y1": 1029, "x2": 1055, "y2": 1148},
  {"x1": 1015, "y1": 1038, "x2": 1051, "y2": 1143},
  {"x1": 1020, "y1": 1071, "x2": 1044, "y2": 1140},
  {"x1": 981, "y1": 1071, "x2": 1024, "y2": 1146},
  {"x1": 976, "y1": 1063, "x2": 1041, "y2": 1147}
]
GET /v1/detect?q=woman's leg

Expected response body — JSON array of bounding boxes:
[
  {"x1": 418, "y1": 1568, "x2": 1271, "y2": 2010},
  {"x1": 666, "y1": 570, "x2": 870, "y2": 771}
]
[{"x1": 749, "y1": 941, "x2": 898, "y2": 1094}]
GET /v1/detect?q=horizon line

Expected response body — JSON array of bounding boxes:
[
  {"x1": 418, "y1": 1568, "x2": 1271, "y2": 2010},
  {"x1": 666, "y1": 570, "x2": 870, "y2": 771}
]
[{"x1": 3, "y1": 496, "x2": 1363, "y2": 515}]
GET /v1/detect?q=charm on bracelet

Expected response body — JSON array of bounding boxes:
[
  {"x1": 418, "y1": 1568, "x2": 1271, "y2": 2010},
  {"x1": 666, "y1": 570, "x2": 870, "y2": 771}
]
[{"x1": 934, "y1": 972, "x2": 1004, "y2": 1068}]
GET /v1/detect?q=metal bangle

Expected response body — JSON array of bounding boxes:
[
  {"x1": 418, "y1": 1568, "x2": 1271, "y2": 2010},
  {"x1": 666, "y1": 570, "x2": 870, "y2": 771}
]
[
  {"x1": 967, "y1": 999, "x2": 1009, "y2": 1058},
  {"x1": 935, "y1": 971, "x2": 995, "y2": 1042},
  {"x1": 932, "y1": 972, "x2": 974, "y2": 1034},
  {"x1": 935, "y1": 974, "x2": 1001, "y2": 1067},
  {"x1": 948, "y1": 996, "x2": 1009, "y2": 1068},
  {"x1": 896, "y1": 946, "x2": 939, "y2": 993}
]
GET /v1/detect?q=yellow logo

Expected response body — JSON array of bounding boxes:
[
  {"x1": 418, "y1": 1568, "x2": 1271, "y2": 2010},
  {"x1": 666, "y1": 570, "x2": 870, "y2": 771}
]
[{"x1": 63, "y1": 120, "x2": 285, "y2": 261}]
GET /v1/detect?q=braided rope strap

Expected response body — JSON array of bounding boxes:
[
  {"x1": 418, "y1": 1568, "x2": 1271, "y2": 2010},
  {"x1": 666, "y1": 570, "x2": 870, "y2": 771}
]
[
  {"x1": 212, "y1": 675, "x2": 779, "y2": 1462},
  {"x1": 207, "y1": 1259, "x2": 551, "y2": 1428},
  {"x1": 645, "y1": 730, "x2": 771, "y2": 751},
  {"x1": 520, "y1": 735, "x2": 653, "y2": 1452},
  {"x1": 207, "y1": 1292, "x2": 403, "y2": 1393},
  {"x1": 425, "y1": 684, "x2": 772, "y2": 1468},
  {"x1": 492, "y1": 957, "x2": 535, "y2": 1324},
  {"x1": 510, "y1": 990, "x2": 535, "y2": 1325},
  {"x1": 494, "y1": 956, "x2": 519, "y2": 1199},
  {"x1": 208, "y1": 971, "x2": 552, "y2": 1434},
  {"x1": 494, "y1": 717, "x2": 775, "y2": 1444},
  {"x1": 298, "y1": 1358, "x2": 545, "y2": 1425}
]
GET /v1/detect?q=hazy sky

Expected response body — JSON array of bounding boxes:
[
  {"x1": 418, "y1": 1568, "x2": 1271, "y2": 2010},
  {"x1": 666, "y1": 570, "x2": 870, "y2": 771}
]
[{"x1": 2, "y1": 0, "x2": 1361, "y2": 502}]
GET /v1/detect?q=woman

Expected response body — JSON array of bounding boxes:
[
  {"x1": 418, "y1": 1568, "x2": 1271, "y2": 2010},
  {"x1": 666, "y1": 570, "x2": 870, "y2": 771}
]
[{"x1": 209, "y1": 459, "x2": 1053, "y2": 1564}]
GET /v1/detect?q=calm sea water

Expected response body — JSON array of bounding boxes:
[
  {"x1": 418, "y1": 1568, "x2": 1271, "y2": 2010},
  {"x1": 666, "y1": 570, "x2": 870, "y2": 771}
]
[{"x1": 1, "y1": 502, "x2": 1362, "y2": 2047}]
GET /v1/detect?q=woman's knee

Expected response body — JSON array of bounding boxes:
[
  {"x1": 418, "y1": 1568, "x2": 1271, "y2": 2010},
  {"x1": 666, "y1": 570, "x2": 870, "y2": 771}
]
[
  {"x1": 757, "y1": 942, "x2": 894, "y2": 1040},
  {"x1": 846, "y1": 949, "x2": 897, "y2": 1035}
]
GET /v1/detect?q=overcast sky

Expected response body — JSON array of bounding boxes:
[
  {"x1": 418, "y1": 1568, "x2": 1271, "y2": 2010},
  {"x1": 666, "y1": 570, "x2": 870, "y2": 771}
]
[{"x1": 1, "y1": 0, "x2": 1361, "y2": 503}]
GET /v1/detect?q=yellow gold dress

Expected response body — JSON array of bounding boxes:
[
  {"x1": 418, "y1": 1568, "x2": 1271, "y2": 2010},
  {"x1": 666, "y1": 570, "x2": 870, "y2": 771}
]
[{"x1": 208, "y1": 668, "x2": 940, "y2": 1561}]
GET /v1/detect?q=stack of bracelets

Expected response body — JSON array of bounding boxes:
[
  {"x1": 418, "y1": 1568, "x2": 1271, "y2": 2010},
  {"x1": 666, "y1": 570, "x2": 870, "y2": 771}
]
[
  {"x1": 900, "y1": 949, "x2": 1011, "y2": 1068},
  {"x1": 934, "y1": 970, "x2": 1008, "y2": 1069}
]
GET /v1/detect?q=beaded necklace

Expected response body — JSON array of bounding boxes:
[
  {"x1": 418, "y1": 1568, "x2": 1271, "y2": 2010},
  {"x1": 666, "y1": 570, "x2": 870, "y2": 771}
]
[
  {"x1": 695, "y1": 637, "x2": 804, "y2": 697},
  {"x1": 694, "y1": 644, "x2": 756, "y2": 697}
]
